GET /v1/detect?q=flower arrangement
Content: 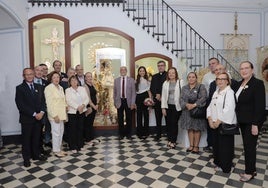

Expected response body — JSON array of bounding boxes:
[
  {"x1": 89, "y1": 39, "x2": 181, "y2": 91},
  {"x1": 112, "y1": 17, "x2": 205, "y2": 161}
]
[
  {"x1": 144, "y1": 98, "x2": 155, "y2": 107},
  {"x1": 243, "y1": 85, "x2": 249, "y2": 89}
]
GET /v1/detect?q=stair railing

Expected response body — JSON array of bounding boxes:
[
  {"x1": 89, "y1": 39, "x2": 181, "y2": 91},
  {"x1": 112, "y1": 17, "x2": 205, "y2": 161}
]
[{"x1": 123, "y1": 0, "x2": 241, "y2": 80}]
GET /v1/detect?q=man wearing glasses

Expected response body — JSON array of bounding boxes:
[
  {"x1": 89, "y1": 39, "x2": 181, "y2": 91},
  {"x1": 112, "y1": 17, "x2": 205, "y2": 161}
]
[{"x1": 150, "y1": 60, "x2": 167, "y2": 141}]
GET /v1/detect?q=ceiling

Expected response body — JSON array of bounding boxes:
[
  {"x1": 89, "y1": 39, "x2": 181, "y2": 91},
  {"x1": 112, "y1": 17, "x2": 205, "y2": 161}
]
[{"x1": 0, "y1": 0, "x2": 268, "y2": 31}]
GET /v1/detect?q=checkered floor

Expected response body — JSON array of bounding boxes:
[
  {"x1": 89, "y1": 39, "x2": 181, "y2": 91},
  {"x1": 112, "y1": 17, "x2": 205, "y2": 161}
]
[{"x1": 1, "y1": 132, "x2": 268, "y2": 188}]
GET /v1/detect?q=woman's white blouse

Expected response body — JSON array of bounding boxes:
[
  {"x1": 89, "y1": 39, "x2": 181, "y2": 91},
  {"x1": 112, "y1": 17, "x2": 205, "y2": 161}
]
[
  {"x1": 65, "y1": 86, "x2": 89, "y2": 114},
  {"x1": 207, "y1": 85, "x2": 237, "y2": 124}
]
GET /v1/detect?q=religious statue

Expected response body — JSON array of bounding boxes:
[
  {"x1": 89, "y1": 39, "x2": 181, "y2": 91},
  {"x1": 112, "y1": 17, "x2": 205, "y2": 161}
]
[{"x1": 93, "y1": 60, "x2": 117, "y2": 125}]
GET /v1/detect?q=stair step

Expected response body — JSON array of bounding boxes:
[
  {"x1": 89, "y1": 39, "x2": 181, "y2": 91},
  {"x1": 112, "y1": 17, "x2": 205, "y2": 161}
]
[
  {"x1": 190, "y1": 64, "x2": 202, "y2": 69},
  {"x1": 163, "y1": 41, "x2": 175, "y2": 44},
  {"x1": 143, "y1": 25, "x2": 156, "y2": 28},
  {"x1": 133, "y1": 17, "x2": 146, "y2": 20},
  {"x1": 172, "y1": 49, "x2": 184, "y2": 52},
  {"x1": 154, "y1": 33, "x2": 166, "y2": 36},
  {"x1": 125, "y1": 8, "x2": 136, "y2": 11}
]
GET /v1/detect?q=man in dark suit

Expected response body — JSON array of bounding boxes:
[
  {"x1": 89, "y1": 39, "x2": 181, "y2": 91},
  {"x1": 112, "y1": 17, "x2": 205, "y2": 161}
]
[
  {"x1": 52, "y1": 60, "x2": 68, "y2": 81},
  {"x1": 150, "y1": 60, "x2": 167, "y2": 140},
  {"x1": 34, "y1": 66, "x2": 52, "y2": 151},
  {"x1": 113, "y1": 66, "x2": 136, "y2": 139},
  {"x1": 15, "y1": 68, "x2": 47, "y2": 167}
]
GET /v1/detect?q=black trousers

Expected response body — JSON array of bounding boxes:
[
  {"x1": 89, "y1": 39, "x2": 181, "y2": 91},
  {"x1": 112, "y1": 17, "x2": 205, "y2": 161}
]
[
  {"x1": 166, "y1": 104, "x2": 181, "y2": 143},
  {"x1": 136, "y1": 92, "x2": 149, "y2": 137},
  {"x1": 84, "y1": 110, "x2": 97, "y2": 142},
  {"x1": 21, "y1": 121, "x2": 42, "y2": 162},
  {"x1": 213, "y1": 128, "x2": 234, "y2": 173},
  {"x1": 154, "y1": 101, "x2": 167, "y2": 137},
  {"x1": 206, "y1": 123, "x2": 213, "y2": 147},
  {"x1": 240, "y1": 123, "x2": 258, "y2": 174},
  {"x1": 117, "y1": 99, "x2": 132, "y2": 137},
  {"x1": 68, "y1": 112, "x2": 85, "y2": 150}
]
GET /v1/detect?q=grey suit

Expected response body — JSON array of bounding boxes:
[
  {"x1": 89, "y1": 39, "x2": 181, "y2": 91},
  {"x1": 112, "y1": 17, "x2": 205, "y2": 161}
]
[{"x1": 113, "y1": 76, "x2": 136, "y2": 138}]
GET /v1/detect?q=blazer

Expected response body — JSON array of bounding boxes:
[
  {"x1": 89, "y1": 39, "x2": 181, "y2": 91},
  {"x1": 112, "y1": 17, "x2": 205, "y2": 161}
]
[
  {"x1": 235, "y1": 76, "x2": 266, "y2": 128},
  {"x1": 113, "y1": 76, "x2": 136, "y2": 109},
  {"x1": 15, "y1": 81, "x2": 46, "y2": 124},
  {"x1": 65, "y1": 86, "x2": 89, "y2": 114},
  {"x1": 161, "y1": 79, "x2": 184, "y2": 111},
  {"x1": 44, "y1": 83, "x2": 67, "y2": 121},
  {"x1": 150, "y1": 71, "x2": 167, "y2": 98},
  {"x1": 208, "y1": 78, "x2": 239, "y2": 105},
  {"x1": 207, "y1": 85, "x2": 237, "y2": 124}
]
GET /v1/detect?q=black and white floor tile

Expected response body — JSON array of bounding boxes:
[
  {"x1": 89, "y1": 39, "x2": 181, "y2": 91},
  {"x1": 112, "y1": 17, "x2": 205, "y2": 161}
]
[{"x1": 1, "y1": 133, "x2": 268, "y2": 188}]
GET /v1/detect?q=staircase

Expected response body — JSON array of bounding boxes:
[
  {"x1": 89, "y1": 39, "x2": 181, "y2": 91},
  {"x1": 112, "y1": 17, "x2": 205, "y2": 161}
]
[
  {"x1": 123, "y1": 0, "x2": 241, "y2": 80},
  {"x1": 28, "y1": 0, "x2": 241, "y2": 80}
]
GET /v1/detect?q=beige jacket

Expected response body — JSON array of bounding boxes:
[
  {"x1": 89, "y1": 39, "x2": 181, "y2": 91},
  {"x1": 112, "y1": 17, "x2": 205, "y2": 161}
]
[{"x1": 44, "y1": 83, "x2": 67, "y2": 121}]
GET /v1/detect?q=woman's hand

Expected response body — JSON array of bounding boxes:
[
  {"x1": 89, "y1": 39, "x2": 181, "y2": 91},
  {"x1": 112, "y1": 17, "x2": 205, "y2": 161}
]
[
  {"x1": 54, "y1": 116, "x2": 60, "y2": 123},
  {"x1": 186, "y1": 103, "x2": 196, "y2": 110},
  {"x1": 251, "y1": 125, "x2": 258, "y2": 135},
  {"x1": 162, "y1": 109, "x2": 167, "y2": 116}
]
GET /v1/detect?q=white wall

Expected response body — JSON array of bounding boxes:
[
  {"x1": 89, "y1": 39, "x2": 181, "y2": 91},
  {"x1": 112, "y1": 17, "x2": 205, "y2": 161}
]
[{"x1": 0, "y1": 0, "x2": 28, "y2": 135}]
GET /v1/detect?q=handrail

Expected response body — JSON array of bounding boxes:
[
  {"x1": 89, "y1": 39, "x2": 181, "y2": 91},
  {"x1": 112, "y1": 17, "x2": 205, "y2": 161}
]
[{"x1": 123, "y1": 0, "x2": 241, "y2": 80}]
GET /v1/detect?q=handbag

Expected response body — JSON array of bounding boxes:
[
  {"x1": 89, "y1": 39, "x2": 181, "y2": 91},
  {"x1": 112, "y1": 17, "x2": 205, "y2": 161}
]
[
  {"x1": 189, "y1": 85, "x2": 206, "y2": 119},
  {"x1": 219, "y1": 123, "x2": 240, "y2": 135},
  {"x1": 218, "y1": 92, "x2": 240, "y2": 135}
]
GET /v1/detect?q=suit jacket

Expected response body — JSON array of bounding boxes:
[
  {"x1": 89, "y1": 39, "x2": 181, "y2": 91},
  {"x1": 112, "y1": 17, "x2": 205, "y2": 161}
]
[
  {"x1": 150, "y1": 71, "x2": 167, "y2": 98},
  {"x1": 44, "y1": 83, "x2": 67, "y2": 121},
  {"x1": 208, "y1": 78, "x2": 239, "y2": 105},
  {"x1": 161, "y1": 79, "x2": 184, "y2": 111},
  {"x1": 34, "y1": 77, "x2": 48, "y2": 88},
  {"x1": 113, "y1": 76, "x2": 136, "y2": 108},
  {"x1": 15, "y1": 81, "x2": 46, "y2": 124},
  {"x1": 235, "y1": 76, "x2": 266, "y2": 128}
]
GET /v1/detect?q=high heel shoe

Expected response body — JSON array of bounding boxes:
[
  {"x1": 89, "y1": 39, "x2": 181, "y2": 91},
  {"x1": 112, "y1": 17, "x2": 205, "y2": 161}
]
[
  {"x1": 191, "y1": 146, "x2": 199, "y2": 154},
  {"x1": 239, "y1": 172, "x2": 257, "y2": 178},
  {"x1": 186, "y1": 145, "x2": 193, "y2": 152},
  {"x1": 239, "y1": 174, "x2": 254, "y2": 182}
]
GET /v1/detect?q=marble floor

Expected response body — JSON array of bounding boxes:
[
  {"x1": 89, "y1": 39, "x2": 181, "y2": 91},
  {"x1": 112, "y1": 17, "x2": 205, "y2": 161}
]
[{"x1": 0, "y1": 132, "x2": 268, "y2": 188}]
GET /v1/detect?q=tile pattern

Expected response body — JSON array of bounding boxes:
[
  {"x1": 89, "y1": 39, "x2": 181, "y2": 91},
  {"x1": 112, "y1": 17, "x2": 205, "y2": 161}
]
[{"x1": 0, "y1": 132, "x2": 268, "y2": 188}]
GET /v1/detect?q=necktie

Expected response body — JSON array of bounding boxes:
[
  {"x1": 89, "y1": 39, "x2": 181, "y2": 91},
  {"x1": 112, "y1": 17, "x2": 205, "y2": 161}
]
[
  {"x1": 30, "y1": 84, "x2": 35, "y2": 94},
  {"x1": 37, "y1": 79, "x2": 41, "y2": 85},
  {"x1": 122, "y1": 77, "x2": 125, "y2": 98}
]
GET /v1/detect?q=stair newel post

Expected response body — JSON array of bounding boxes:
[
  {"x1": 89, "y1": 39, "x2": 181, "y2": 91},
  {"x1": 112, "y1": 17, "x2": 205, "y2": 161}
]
[
  {"x1": 190, "y1": 28, "x2": 193, "y2": 65},
  {"x1": 152, "y1": 0, "x2": 155, "y2": 37}
]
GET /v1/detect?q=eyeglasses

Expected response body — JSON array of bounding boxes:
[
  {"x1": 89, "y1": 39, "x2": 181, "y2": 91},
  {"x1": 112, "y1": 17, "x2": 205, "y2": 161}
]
[{"x1": 216, "y1": 78, "x2": 228, "y2": 81}]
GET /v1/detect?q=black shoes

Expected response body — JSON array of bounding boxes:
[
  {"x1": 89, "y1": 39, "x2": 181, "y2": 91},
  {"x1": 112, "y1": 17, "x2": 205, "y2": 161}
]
[
  {"x1": 44, "y1": 142, "x2": 52, "y2": 148},
  {"x1": 33, "y1": 154, "x2": 47, "y2": 161},
  {"x1": 24, "y1": 161, "x2": 31, "y2": 167},
  {"x1": 203, "y1": 146, "x2": 213, "y2": 152}
]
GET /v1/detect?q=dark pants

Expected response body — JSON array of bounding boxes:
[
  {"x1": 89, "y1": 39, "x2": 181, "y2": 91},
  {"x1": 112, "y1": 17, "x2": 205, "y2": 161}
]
[
  {"x1": 43, "y1": 113, "x2": 51, "y2": 144},
  {"x1": 117, "y1": 98, "x2": 132, "y2": 137},
  {"x1": 213, "y1": 128, "x2": 234, "y2": 173},
  {"x1": 240, "y1": 123, "x2": 258, "y2": 174},
  {"x1": 21, "y1": 121, "x2": 42, "y2": 162},
  {"x1": 84, "y1": 110, "x2": 97, "y2": 142},
  {"x1": 166, "y1": 104, "x2": 181, "y2": 143},
  {"x1": 207, "y1": 123, "x2": 213, "y2": 147},
  {"x1": 154, "y1": 101, "x2": 167, "y2": 137},
  {"x1": 136, "y1": 92, "x2": 149, "y2": 137},
  {"x1": 68, "y1": 112, "x2": 85, "y2": 150}
]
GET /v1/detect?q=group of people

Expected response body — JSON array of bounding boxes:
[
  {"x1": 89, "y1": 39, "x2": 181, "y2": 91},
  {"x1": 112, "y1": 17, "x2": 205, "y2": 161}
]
[
  {"x1": 15, "y1": 58, "x2": 266, "y2": 183},
  {"x1": 15, "y1": 60, "x2": 98, "y2": 167}
]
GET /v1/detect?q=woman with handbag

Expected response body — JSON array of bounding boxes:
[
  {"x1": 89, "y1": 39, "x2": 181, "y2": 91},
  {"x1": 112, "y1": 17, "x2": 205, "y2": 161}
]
[
  {"x1": 235, "y1": 61, "x2": 266, "y2": 182},
  {"x1": 179, "y1": 72, "x2": 207, "y2": 153},
  {"x1": 135, "y1": 66, "x2": 152, "y2": 139},
  {"x1": 207, "y1": 72, "x2": 237, "y2": 173},
  {"x1": 161, "y1": 67, "x2": 184, "y2": 149}
]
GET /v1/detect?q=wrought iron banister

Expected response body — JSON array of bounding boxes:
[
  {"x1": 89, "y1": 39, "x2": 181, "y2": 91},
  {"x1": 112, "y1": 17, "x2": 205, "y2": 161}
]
[{"x1": 123, "y1": 0, "x2": 241, "y2": 80}]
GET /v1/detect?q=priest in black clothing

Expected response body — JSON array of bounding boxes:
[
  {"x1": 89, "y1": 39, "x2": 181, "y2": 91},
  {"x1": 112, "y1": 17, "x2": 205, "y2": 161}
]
[{"x1": 150, "y1": 60, "x2": 167, "y2": 140}]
